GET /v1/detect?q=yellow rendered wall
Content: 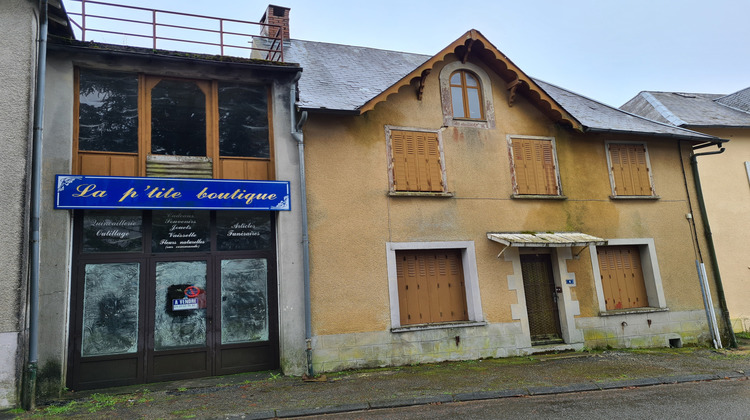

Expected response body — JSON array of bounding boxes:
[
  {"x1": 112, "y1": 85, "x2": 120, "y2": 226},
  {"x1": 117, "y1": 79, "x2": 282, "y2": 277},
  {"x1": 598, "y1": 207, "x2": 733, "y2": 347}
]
[
  {"x1": 694, "y1": 127, "x2": 750, "y2": 332},
  {"x1": 304, "y1": 56, "x2": 710, "y2": 336}
]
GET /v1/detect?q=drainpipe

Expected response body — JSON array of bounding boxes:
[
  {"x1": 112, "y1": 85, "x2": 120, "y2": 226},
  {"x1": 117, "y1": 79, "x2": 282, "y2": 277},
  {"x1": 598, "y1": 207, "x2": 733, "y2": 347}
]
[
  {"x1": 23, "y1": 0, "x2": 49, "y2": 410},
  {"x1": 690, "y1": 142, "x2": 738, "y2": 348},
  {"x1": 289, "y1": 73, "x2": 313, "y2": 377}
]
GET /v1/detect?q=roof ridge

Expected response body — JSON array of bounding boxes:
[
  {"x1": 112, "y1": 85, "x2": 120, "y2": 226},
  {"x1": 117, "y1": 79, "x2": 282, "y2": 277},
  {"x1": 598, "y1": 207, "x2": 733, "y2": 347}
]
[
  {"x1": 640, "y1": 92, "x2": 687, "y2": 126},
  {"x1": 289, "y1": 38, "x2": 432, "y2": 58}
]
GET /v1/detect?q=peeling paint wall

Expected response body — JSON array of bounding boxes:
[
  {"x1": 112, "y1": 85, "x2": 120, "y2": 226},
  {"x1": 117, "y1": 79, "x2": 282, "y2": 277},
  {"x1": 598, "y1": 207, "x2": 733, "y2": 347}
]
[
  {"x1": 304, "y1": 54, "x2": 714, "y2": 371},
  {"x1": 0, "y1": 0, "x2": 38, "y2": 408}
]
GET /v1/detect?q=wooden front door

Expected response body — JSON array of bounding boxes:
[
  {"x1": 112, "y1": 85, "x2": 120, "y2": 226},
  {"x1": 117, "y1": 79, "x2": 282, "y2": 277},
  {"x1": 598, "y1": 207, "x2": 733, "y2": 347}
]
[{"x1": 521, "y1": 254, "x2": 563, "y2": 345}]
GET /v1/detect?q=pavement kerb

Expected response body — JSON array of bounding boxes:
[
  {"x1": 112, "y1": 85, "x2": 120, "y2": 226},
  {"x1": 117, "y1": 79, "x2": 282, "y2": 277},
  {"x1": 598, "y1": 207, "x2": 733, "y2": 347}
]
[{"x1": 257, "y1": 373, "x2": 749, "y2": 419}]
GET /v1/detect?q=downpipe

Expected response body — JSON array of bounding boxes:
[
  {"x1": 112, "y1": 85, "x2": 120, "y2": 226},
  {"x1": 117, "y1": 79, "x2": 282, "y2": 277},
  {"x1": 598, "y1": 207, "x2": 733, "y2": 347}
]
[
  {"x1": 23, "y1": 0, "x2": 49, "y2": 410},
  {"x1": 690, "y1": 143, "x2": 737, "y2": 348},
  {"x1": 289, "y1": 72, "x2": 313, "y2": 377}
]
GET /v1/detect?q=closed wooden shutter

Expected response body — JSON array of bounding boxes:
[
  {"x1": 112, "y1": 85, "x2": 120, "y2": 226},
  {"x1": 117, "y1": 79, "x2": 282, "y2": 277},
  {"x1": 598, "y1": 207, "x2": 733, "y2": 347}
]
[
  {"x1": 391, "y1": 130, "x2": 443, "y2": 192},
  {"x1": 512, "y1": 138, "x2": 558, "y2": 195},
  {"x1": 597, "y1": 246, "x2": 649, "y2": 310},
  {"x1": 396, "y1": 249, "x2": 467, "y2": 326},
  {"x1": 609, "y1": 143, "x2": 653, "y2": 196}
]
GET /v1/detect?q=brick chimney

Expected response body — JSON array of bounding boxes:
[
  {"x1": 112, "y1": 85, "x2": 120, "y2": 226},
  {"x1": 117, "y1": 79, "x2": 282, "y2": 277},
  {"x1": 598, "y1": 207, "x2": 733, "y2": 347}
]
[{"x1": 260, "y1": 5, "x2": 290, "y2": 41}]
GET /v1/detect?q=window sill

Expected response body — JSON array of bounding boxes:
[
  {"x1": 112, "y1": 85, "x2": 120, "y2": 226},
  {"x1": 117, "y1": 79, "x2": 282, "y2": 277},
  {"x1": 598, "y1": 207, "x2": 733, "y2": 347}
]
[
  {"x1": 391, "y1": 320, "x2": 486, "y2": 333},
  {"x1": 599, "y1": 307, "x2": 669, "y2": 316},
  {"x1": 388, "y1": 191, "x2": 454, "y2": 198},
  {"x1": 511, "y1": 194, "x2": 567, "y2": 200},
  {"x1": 610, "y1": 195, "x2": 660, "y2": 200}
]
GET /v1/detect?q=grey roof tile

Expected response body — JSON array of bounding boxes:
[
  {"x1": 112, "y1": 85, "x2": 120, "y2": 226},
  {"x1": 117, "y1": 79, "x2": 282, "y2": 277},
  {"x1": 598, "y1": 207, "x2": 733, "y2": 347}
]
[
  {"x1": 285, "y1": 38, "x2": 718, "y2": 140},
  {"x1": 285, "y1": 39, "x2": 430, "y2": 111},
  {"x1": 622, "y1": 90, "x2": 750, "y2": 127}
]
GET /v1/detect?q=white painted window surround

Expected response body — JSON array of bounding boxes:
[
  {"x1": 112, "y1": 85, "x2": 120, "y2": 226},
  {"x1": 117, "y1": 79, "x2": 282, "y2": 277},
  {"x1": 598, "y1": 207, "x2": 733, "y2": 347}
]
[
  {"x1": 589, "y1": 238, "x2": 667, "y2": 314},
  {"x1": 386, "y1": 241, "x2": 483, "y2": 330}
]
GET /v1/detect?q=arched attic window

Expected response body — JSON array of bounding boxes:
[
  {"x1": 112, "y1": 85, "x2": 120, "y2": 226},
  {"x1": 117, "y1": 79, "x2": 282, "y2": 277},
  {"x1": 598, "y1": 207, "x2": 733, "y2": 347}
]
[{"x1": 450, "y1": 70, "x2": 483, "y2": 119}]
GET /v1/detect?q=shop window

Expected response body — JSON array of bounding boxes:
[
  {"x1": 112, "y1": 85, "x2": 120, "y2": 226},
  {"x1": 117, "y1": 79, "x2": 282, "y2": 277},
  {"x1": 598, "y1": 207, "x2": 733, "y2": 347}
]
[
  {"x1": 438, "y1": 62, "x2": 495, "y2": 129},
  {"x1": 386, "y1": 127, "x2": 446, "y2": 193},
  {"x1": 509, "y1": 136, "x2": 561, "y2": 196},
  {"x1": 607, "y1": 142, "x2": 656, "y2": 198},
  {"x1": 75, "y1": 68, "x2": 273, "y2": 180},
  {"x1": 150, "y1": 79, "x2": 208, "y2": 156},
  {"x1": 450, "y1": 70, "x2": 483, "y2": 119},
  {"x1": 590, "y1": 239, "x2": 666, "y2": 313},
  {"x1": 386, "y1": 241, "x2": 484, "y2": 330}
]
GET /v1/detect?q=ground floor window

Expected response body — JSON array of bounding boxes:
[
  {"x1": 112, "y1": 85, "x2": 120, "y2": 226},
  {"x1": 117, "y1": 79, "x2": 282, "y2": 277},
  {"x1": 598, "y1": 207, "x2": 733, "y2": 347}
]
[
  {"x1": 395, "y1": 249, "x2": 467, "y2": 326},
  {"x1": 591, "y1": 239, "x2": 666, "y2": 313},
  {"x1": 386, "y1": 241, "x2": 483, "y2": 330}
]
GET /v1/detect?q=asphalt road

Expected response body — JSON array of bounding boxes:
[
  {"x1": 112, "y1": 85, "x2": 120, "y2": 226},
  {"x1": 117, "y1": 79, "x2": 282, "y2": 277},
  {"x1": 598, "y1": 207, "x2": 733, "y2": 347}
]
[{"x1": 297, "y1": 377, "x2": 750, "y2": 420}]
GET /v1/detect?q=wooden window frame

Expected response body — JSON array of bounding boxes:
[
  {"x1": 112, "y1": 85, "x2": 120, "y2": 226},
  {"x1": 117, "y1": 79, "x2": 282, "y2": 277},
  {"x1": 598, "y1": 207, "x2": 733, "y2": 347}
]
[
  {"x1": 449, "y1": 70, "x2": 484, "y2": 120},
  {"x1": 606, "y1": 141, "x2": 657, "y2": 199},
  {"x1": 73, "y1": 67, "x2": 274, "y2": 180},
  {"x1": 385, "y1": 126, "x2": 449, "y2": 195},
  {"x1": 508, "y1": 135, "x2": 563, "y2": 197},
  {"x1": 589, "y1": 239, "x2": 667, "y2": 314},
  {"x1": 438, "y1": 61, "x2": 495, "y2": 129},
  {"x1": 386, "y1": 241, "x2": 484, "y2": 331}
]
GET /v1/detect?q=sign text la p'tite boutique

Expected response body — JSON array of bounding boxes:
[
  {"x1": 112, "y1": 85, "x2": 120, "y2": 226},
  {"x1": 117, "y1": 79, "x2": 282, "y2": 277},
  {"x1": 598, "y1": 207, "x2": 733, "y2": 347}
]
[{"x1": 55, "y1": 175, "x2": 291, "y2": 211}]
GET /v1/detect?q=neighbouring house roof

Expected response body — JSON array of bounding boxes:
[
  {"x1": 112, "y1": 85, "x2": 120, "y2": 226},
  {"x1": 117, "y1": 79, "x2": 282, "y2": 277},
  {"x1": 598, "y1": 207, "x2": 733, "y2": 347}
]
[
  {"x1": 285, "y1": 31, "x2": 720, "y2": 142},
  {"x1": 487, "y1": 232, "x2": 607, "y2": 247},
  {"x1": 621, "y1": 89, "x2": 750, "y2": 128}
]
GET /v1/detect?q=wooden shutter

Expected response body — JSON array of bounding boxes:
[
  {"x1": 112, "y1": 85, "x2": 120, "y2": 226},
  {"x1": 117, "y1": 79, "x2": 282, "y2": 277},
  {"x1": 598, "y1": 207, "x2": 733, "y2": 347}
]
[
  {"x1": 396, "y1": 249, "x2": 467, "y2": 326},
  {"x1": 512, "y1": 138, "x2": 558, "y2": 195},
  {"x1": 609, "y1": 143, "x2": 653, "y2": 196},
  {"x1": 391, "y1": 130, "x2": 443, "y2": 192},
  {"x1": 597, "y1": 246, "x2": 649, "y2": 310}
]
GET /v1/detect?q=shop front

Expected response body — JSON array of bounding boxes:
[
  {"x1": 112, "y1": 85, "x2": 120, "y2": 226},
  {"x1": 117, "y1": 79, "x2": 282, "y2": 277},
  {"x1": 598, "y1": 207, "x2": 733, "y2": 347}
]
[{"x1": 57, "y1": 176, "x2": 290, "y2": 389}]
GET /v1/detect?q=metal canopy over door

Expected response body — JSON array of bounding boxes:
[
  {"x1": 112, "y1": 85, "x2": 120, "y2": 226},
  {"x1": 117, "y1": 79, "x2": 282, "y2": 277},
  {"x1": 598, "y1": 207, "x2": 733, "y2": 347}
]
[
  {"x1": 68, "y1": 209, "x2": 278, "y2": 390},
  {"x1": 520, "y1": 254, "x2": 563, "y2": 345}
]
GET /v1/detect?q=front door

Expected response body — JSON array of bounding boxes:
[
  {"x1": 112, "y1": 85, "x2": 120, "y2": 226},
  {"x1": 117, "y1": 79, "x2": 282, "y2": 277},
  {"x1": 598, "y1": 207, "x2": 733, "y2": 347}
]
[
  {"x1": 68, "y1": 209, "x2": 278, "y2": 390},
  {"x1": 521, "y1": 254, "x2": 563, "y2": 345}
]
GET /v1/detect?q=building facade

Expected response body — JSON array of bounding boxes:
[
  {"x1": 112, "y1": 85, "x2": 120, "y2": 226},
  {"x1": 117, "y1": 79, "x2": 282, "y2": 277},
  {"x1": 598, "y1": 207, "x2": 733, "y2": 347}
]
[{"x1": 284, "y1": 30, "x2": 729, "y2": 372}]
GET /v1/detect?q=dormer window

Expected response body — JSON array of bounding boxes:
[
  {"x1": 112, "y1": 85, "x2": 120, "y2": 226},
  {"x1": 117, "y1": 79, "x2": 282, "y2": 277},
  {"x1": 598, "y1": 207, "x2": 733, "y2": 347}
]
[
  {"x1": 450, "y1": 70, "x2": 483, "y2": 119},
  {"x1": 439, "y1": 62, "x2": 494, "y2": 129}
]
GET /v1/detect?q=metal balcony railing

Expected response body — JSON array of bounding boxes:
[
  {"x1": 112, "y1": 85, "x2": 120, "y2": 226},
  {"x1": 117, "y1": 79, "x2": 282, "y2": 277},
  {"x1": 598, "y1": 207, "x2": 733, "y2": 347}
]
[{"x1": 66, "y1": 0, "x2": 284, "y2": 61}]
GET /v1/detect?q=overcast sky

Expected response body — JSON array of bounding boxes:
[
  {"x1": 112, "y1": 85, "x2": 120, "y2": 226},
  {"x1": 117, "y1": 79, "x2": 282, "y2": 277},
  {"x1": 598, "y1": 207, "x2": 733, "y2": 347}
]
[{"x1": 64, "y1": 0, "x2": 749, "y2": 107}]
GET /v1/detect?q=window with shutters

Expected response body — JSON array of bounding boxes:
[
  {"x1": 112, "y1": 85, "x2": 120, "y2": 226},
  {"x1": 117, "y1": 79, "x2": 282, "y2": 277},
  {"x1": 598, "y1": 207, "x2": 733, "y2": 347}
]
[
  {"x1": 606, "y1": 142, "x2": 656, "y2": 198},
  {"x1": 395, "y1": 249, "x2": 468, "y2": 326},
  {"x1": 508, "y1": 136, "x2": 562, "y2": 196},
  {"x1": 386, "y1": 127, "x2": 447, "y2": 194},
  {"x1": 590, "y1": 239, "x2": 667, "y2": 314},
  {"x1": 386, "y1": 241, "x2": 484, "y2": 330}
]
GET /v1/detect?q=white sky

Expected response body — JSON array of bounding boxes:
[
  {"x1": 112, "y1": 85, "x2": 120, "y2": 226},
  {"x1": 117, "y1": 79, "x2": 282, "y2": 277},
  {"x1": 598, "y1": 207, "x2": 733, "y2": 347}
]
[{"x1": 64, "y1": 0, "x2": 750, "y2": 107}]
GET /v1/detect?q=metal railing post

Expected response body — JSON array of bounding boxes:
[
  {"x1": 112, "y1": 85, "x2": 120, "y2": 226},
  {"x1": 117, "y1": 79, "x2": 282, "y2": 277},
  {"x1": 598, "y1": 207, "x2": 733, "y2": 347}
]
[{"x1": 152, "y1": 10, "x2": 157, "y2": 49}]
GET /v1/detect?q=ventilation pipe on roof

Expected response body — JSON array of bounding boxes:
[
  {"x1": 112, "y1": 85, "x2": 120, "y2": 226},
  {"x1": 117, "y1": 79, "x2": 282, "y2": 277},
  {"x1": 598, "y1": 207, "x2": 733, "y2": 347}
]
[
  {"x1": 689, "y1": 141, "x2": 737, "y2": 348},
  {"x1": 290, "y1": 71, "x2": 313, "y2": 377},
  {"x1": 23, "y1": 0, "x2": 49, "y2": 410}
]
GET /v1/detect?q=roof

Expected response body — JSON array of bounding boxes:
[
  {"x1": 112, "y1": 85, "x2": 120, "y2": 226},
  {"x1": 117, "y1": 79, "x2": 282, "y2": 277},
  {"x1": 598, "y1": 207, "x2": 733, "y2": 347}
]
[
  {"x1": 285, "y1": 32, "x2": 719, "y2": 141},
  {"x1": 535, "y1": 80, "x2": 719, "y2": 141},
  {"x1": 621, "y1": 90, "x2": 750, "y2": 128},
  {"x1": 284, "y1": 39, "x2": 431, "y2": 112},
  {"x1": 487, "y1": 232, "x2": 607, "y2": 247}
]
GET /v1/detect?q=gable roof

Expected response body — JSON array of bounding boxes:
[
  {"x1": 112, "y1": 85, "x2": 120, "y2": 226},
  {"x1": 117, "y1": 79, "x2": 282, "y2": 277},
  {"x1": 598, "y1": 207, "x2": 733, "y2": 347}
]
[
  {"x1": 284, "y1": 31, "x2": 721, "y2": 142},
  {"x1": 621, "y1": 89, "x2": 750, "y2": 128}
]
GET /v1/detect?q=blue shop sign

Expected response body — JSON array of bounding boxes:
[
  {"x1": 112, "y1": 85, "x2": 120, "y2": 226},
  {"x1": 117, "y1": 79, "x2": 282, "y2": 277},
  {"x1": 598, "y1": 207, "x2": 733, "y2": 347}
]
[{"x1": 55, "y1": 175, "x2": 290, "y2": 211}]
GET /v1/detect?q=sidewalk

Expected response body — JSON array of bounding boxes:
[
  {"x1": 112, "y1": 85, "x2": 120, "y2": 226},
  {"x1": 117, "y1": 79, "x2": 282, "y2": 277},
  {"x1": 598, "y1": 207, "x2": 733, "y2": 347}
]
[{"x1": 5, "y1": 342, "x2": 750, "y2": 419}]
